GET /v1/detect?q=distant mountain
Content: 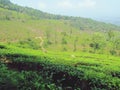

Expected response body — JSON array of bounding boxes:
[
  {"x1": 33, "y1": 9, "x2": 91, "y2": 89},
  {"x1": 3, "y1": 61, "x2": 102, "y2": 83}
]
[{"x1": 95, "y1": 17, "x2": 120, "y2": 26}]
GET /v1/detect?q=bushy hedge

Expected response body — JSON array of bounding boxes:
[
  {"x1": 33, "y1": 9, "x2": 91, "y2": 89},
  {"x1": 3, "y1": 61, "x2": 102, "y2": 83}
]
[{"x1": 0, "y1": 54, "x2": 120, "y2": 90}]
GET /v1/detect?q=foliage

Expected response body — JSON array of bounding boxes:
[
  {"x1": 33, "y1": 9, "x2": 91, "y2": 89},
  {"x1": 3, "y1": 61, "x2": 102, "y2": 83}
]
[
  {"x1": 0, "y1": 1, "x2": 120, "y2": 89},
  {"x1": 0, "y1": 44, "x2": 120, "y2": 89}
]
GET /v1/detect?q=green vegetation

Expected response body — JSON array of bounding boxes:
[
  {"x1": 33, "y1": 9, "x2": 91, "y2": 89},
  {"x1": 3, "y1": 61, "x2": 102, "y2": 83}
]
[
  {"x1": 0, "y1": 0, "x2": 120, "y2": 55},
  {"x1": 0, "y1": 0, "x2": 120, "y2": 90},
  {"x1": 0, "y1": 20, "x2": 120, "y2": 55},
  {"x1": 0, "y1": 44, "x2": 120, "y2": 90}
]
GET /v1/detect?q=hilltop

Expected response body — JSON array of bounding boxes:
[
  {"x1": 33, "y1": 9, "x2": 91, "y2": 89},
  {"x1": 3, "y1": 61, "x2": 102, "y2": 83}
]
[{"x1": 0, "y1": 0, "x2": 120, "y2": 31}]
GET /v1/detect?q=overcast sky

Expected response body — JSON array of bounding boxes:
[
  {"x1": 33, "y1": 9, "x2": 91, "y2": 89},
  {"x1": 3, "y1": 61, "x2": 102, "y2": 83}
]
[{"x1": 10, "y1": 0, "x2": 120, "y2": 19}]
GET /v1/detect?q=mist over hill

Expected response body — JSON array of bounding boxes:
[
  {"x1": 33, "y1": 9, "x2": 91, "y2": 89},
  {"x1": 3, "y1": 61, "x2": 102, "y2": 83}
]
[{"x1": 95, "y1": 17, "x2": 120, "y2": 26}]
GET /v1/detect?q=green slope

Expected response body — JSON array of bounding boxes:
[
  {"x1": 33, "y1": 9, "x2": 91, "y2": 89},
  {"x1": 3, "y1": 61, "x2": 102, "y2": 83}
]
[
  {"x1": 0, "y1": 0, "x2": 120, "y2": 31},
  {"x1": 0, "y1": 44, "x2": 120, "y2": 89},
  {"x1": 0, "y1": 0, "x2": 120, "y2": 90},
  {"x1": 0, "y1": 0, "x2": 120, "y2": 54},
  {"x1": 0, "y1": 7, "x2": 32, "y2": 20}
]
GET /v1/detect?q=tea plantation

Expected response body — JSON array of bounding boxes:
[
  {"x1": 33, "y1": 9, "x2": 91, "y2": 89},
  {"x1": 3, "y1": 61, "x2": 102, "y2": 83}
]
[{"x1": 0, "y1": 44, "x2": 120, "y2": 90}]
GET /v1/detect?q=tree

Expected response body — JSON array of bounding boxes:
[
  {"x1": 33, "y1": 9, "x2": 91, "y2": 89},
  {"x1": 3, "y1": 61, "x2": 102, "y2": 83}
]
[
  {"x1": 89, "y1": 33, "x2": 106, "y2": 52},
  {"x1": 107, "y1": 30, "x2": 115, "y2": 40},
  {"x1": 46, "y1": 30, "x2": 52, "y2": 45},
  {"x1": 113, "y1": 37, "x2": 120, "y2": 50},
  {"x1": 0, "y1": 0, "x2": 11, "y2": 5},
  {"x1": 54, "y1": 31, "x2": 57, "y2": 44},
  {"x1": 61, "y1": 37, "x2": 67, "y2": 45},
  {"x1": 61, "y1": 32, "x2": 68, "y2": 45},
  {"x1": 73, "y1": 36, "x2": 78, "y2": 52},
  {"x1": 69, "y1": 29, "x2": 72, "y2": 38}
]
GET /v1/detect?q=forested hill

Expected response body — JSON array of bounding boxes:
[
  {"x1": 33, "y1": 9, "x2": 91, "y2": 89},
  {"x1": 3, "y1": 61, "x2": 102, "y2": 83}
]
[
  {"x1": 0, "y1": 0, "x2": 76, "y2": 20},
  {"x1": 0, "y1": 0, "x2": 120, "y2": 32}
]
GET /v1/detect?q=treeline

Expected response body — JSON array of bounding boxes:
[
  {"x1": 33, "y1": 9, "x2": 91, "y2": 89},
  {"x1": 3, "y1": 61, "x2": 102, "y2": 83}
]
[
  {"x1": 0, "y1": 0, "x2": 120, "y2": 33},
  {"x1": 0, "y1": 0, "x2": 120, "y2": 32},
  {"x1": 0, "y1": 0, "x2": 77, "y2": 20}
]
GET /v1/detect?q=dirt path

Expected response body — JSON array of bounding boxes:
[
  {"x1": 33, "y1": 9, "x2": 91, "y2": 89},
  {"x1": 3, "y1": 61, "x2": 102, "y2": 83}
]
[{"x1": 35, "y1": 37, "x2": 47, "y2": 53}]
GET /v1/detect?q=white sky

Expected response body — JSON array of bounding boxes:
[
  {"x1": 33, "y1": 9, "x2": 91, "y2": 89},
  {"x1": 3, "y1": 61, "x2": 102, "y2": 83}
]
[{"x1": 10, "y1": 0, "x2": 120, "y2": 18}]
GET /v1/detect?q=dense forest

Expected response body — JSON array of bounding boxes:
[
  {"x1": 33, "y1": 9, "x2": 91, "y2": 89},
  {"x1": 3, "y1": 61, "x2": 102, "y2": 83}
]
[{"x1": 0, "y1": 0, "x2": 120, "y2": 90}]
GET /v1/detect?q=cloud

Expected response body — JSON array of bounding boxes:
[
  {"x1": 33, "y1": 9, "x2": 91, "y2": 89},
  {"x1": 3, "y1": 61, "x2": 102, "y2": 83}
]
[
  {"x1": 38, "y1": 2, "x2": 46, "y2": 9},
  {"x1": 57, "y1": 0, "x2": 96, "y2": 9},
  {"x1": 78, "y1": 0, "x2": 96, "y2": 8},
  {"x1": 57, "y1": 0, "x2": 73, "y2": 9}
]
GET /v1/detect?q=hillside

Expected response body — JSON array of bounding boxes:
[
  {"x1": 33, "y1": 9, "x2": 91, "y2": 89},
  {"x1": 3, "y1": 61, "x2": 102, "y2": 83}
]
[
  {"x1": 96, "y1": 17, "x2": 120, "y2": 26},
  {"x1": 0, "y1": 0, "x2": 120, "y2": 55},
  {"x1": 0, "y1": 0, "x2": 120, "y2": 90},
  {"x1": 0, "y1": 0, "x2": 120, "y2": 31}
]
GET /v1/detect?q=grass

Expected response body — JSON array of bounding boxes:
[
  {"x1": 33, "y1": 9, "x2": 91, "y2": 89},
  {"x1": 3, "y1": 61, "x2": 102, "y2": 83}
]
[
  {"x1": 0, "y1": 43, "x2": 120, "y2": 89},
  {"x1": 0, "y1": 14, "x2": 120, "y2": 55},
  {"x1": 1, "y1": 7, "x2": 120, "y2": 55},
  {"x1": 1, "y1": 20, "x2": 120, "y2": 55}
]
